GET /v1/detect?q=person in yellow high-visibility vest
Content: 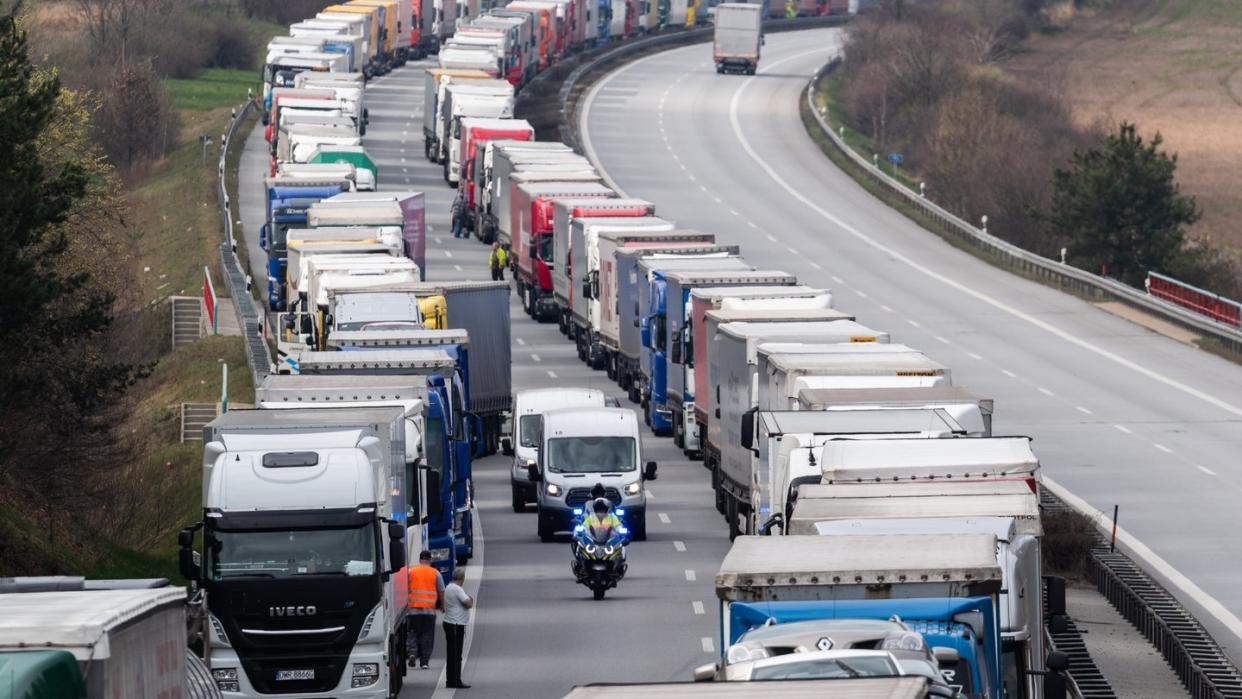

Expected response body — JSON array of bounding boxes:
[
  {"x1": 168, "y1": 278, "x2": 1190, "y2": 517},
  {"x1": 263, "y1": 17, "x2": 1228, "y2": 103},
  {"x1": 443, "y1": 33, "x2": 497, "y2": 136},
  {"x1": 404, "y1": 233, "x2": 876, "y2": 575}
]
[{"x1": 785, "y1": 0, "x2": 797, "y2": 18}]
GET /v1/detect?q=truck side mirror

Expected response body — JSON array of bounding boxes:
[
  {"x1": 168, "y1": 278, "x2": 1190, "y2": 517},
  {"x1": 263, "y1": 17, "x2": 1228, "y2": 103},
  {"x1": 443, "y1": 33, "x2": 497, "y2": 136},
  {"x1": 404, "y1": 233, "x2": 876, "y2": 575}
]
[
  {"x1": 387, "y1": 526, "x2": 407, "y2": 573},
  {"x1": 643, "y1": 461, "x2": 657, "y2": 480},
  {"x1": 424, "y1": 468, "x2": 443, "y2": 519},
  {"x1": 177, "y1": 525, "x2": 200, "y2": 581},
  {"x1": 527, "y1": 459, "x2": 542, "y2": 482},
  {"x1": 581, "y1": 275, "x2": 592, "y2": 300},
  {"x1": 590, "y1": 270, "x2": 599, "y2": 299},
  {"x1": 740, "y1": 407, "x2": 757, "y2": 451},
  {"x1": 670, "y1": 332, "x2": 682, "y2": 364},
  {"x1": 501, "y1": 437, "x2": 513, "y2": 456}
]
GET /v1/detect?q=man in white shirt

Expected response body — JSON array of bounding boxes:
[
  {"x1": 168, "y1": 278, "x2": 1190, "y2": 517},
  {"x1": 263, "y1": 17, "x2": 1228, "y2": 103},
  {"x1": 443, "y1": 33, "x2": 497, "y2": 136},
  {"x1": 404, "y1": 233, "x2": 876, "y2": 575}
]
[{"x1": 443, "y1": 567, "x2": 474, "y2": 689}]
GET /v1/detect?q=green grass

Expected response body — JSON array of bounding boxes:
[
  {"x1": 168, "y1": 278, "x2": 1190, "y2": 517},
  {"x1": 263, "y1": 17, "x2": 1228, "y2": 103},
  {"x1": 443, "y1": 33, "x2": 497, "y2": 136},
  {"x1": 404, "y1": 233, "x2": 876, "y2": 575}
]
[{"x1": 166, "y1": 68, "x2": 261, "y2": 111}]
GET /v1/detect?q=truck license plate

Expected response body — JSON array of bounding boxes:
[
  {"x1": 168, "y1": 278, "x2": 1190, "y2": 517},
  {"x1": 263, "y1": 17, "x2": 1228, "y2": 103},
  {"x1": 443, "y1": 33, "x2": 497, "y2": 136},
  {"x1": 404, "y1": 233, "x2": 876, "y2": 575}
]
[{"x1": 275, "y1": 669, "x2": 314, "y2": 681}]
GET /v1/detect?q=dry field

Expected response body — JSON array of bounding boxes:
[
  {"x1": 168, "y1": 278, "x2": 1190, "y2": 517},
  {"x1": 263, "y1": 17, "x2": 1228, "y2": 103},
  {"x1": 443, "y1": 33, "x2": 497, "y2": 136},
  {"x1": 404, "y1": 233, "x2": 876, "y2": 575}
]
[{"x1": 1006, "y1": 0, "x2": 1242, "y2": 257}]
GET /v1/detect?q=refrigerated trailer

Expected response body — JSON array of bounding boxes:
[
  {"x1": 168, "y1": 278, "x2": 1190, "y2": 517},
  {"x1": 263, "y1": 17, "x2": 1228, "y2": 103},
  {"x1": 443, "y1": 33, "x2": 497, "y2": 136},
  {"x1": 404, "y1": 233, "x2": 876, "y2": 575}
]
[{"x1": 713, "y1": 3, "x2": 762, "y2": 74}]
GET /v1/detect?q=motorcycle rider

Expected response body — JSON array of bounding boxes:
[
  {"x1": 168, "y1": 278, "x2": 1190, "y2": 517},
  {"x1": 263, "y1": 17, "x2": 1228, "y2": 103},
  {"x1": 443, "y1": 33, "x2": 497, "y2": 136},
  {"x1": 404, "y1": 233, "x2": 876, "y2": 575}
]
[{"x1": 585, "y1": 497, "x2": 623, "y2": 540}]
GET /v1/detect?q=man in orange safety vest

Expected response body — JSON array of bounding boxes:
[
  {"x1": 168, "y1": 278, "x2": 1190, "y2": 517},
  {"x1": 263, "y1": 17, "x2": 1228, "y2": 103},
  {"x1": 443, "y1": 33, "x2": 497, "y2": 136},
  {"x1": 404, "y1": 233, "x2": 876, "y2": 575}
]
[{"x1": 407, "y1": 550, "x2": 445, "y2": 669}]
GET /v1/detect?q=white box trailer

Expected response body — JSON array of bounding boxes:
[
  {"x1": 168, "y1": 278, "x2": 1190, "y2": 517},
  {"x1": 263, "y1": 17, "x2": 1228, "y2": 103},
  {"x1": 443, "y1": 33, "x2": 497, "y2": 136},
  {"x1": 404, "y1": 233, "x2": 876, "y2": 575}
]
[
  {"x1": 817, "y1": 436, "x2": 1039, "y2": 486},
  {"x1": 0, "y1": 588, "x2": 186, "y2": 698},
  {"x1": 475, "y1": 141, "x2": 576, "y2": 237},
  {"x1": 797, "y1": 386, "x2": 994, "y2": 436},
  {"x1": 757, "y1": 345, "x2": 950, "y2": 412},
  {"x1": 731, "y1": 407, "x2": 969, "y2": 539},
  {"x1": 566, "y1": 218, "x2": 676, "y2": 357},
  {"x1": 713, "y1": 2, "x2": 762, "y2": 74},
  {"x1": 422, "y1": 68, "x2": 492, "y2": 160},
  {"x1": 439, "y1": 86, "x2": 515, "y2": 176},
  {"x1": 707, "y1": 317, "x2": 885, "y2": 477},
  {"x1": 495, "y1": 158, "x2": 597, "y2": 242}
]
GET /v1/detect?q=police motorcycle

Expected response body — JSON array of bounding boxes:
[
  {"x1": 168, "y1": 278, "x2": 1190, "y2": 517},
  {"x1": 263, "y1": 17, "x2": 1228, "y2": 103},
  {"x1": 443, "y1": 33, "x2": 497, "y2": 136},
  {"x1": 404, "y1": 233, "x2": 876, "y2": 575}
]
[{"x1": 570, "y1": 493, "x2": 630, "y2": 600}]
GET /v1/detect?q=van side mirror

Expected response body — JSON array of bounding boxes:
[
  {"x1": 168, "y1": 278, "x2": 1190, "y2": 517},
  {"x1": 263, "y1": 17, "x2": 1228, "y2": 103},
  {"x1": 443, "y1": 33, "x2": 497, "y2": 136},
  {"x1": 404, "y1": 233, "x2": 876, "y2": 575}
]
[
  {"x1": 740, "y1": 407, "x2": 757, "y2": 451},
  {"x1": 644, "y1": 461, "x2": 657, "y2": 480},
  {"x1": 527, "y1": 459, "x2": 542, "y2": 482},
  {"x1": 501, "y1": 437, "x2": 513, "y2": 456}
]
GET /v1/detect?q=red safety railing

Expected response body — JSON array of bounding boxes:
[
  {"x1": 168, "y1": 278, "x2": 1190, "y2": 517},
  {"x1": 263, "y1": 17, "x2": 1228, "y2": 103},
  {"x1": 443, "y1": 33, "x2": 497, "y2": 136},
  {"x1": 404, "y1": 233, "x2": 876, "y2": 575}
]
[{"x1": 1147, "y1": 271, "x2": 1242, "y2": 327}]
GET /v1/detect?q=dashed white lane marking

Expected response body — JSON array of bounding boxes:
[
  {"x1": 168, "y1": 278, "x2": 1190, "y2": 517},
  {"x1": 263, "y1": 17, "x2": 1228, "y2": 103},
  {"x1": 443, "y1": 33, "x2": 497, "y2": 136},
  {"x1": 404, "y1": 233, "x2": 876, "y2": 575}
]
[
  {"x1": 679, "y1": 162, "x2": 687, "y2": 171},
  {"x1": 1198, "y1": 465, "x2": 1218, "y2": 476},
  {"x1": 658, "y1": 512, "x2": 671, "y2": 524},
  {"x1": 907, "y1": 320, "x2": 921, "y2": 328},
  {"x1": 435, "y1": 236, "x2": 444, "y2": 244},
  {"x1": 747, "y1": 221, "x2": 758, "y2": 229},
  {"x1": 698, "y1": 184, "x2": 709, "y2": 193},
  {"x1": 968, "y1": 352, "x2": 983, "y2": 360},
  {"x1": 516, "y1": 337, "x2": 526, "y2": 346},
  {"x1": 712, "y1": 196, "x2": 723, "y2": 204},
  {"x1": 935, "y1": 336, "x2": 950, "y2": 344},
  {"x1": 1001, "y1": 369, "x2": 1017, "y2": 378},
  {"x1": 701, "y1": 637, "x2": 714, "y2": 653},
  {"x1": 856, "y1": 290, "x2": 868, "y2": 298},
  {"x1": 692, "y1": 601, "x2": 705, "y2": 615},
  {"x1": 1038, "y1": 387, "x2": 1055, "y2": 397},
  {"x1": 831, "y1": 275, "x2": 844, "y2": 284},
  {"x1": 444, "y1": 250, "x2": 453, "y2": 258},
  {"x1": 546, "y1": 370, "x2": 558, "y2": 378},
  {"x1": 1114, "y1": 424, "x2": 1133, "y2": 434},
  {"x1": 688, "y1": 173, "x2": 696, "y2": 181},
  {"x1": 880, "y1": 305, "x2": 893, "y2": 313},
  {"x1": 454, "y1": 265, "x2": 462, "y2": 271},
  {"x1": 766, "y1": 234, "x2": 778, "y2": 242},
  {"x1": 530, "y1": 353, "x2": 542, "y2": 362},
  {"x1": 1076, "y1": 405, "x2": 1093, "y2": 415},
  {"x1": 729, "y1": 209, "x2": 740, "y2": 216},
  {"x1": 673, "y1": 540, "x2": 686, "y2": 552},
  {"x1": 1154, "y1": 443, "x2": 1173, "y2": 454},
  {"x1": 685, "y1": 569, "x2": 696, "y2": 581},
  {"x1": 810, "y1": 262, "x2": 822, "y2": 270},
  {"x1": 787, "y1": 247, "x2": 799, "y2": 255}
]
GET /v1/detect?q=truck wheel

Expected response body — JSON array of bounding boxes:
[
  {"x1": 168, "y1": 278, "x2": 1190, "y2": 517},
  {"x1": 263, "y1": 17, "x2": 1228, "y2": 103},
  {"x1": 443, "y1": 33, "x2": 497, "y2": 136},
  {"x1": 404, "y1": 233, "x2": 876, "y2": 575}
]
[
  {"x1": 593, "y1": 588, "x2": 606, "y2": 601},
  {"x1": 672, "y1": 415, "x2": 684, "y2": 449},
  {"x1": 628, "y1": 383, "x2": 641, "y2": 404},
  {"x1": 713, "y1": 466, "x2": 726, "y2": 514},
  {"x1": 512, "y1": 485, "x2": 526, "y2": 513},
  {"x1": 605, "y1": 353, "x2": 617, "y2": 380}
]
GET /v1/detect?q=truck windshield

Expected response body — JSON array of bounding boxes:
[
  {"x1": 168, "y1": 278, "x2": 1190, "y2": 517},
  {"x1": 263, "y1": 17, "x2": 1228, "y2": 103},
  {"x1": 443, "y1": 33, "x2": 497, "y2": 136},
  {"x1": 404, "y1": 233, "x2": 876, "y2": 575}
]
[
  {"x1": 546, "y1": 436, "x2": 635, "y2": 473},
  {"x1": 750, "y1": 655, "x2": 899, "y2": 681},
  {"x1": 519, "y1": 415, "x2": 541, "y2": 448},
  {"x1": 208, "y1": 524, "x2": 376, "y2": 580},
  {"x1": 536, "y1": 233, "x2": 553, "y2": 262}
]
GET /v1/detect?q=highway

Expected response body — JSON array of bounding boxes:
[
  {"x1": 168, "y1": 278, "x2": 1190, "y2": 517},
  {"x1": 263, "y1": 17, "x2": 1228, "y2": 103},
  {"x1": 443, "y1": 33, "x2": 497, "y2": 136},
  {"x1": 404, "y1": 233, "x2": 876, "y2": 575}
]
[
  {"x1": 239, "y1": 59, "x2": 732, "y2": 699},
  {"x1": 235, "y1": 26, "x2": 1242, "y2": 695},
  {"x1": 581, "y1": 28, "x2": 1242, "y2": 658}
]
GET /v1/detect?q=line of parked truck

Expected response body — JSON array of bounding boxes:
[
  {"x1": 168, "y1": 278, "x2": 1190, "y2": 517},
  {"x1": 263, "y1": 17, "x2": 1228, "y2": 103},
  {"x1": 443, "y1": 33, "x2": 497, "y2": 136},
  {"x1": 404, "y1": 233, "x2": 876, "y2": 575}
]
[{"x1": 419, "y1": 10, "x2": 1077, "y2": 697}]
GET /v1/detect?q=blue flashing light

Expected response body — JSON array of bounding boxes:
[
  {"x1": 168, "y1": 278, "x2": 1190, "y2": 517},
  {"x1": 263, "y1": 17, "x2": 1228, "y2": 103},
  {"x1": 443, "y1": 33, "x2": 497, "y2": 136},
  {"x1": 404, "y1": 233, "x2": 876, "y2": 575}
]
[
  {"x1": 615, "y1": 508, "x2": 626, "y2": 516},
  {"x1": 572, "y1": 508, "x2": 583, "y2": 516},
  {"x1": 573, "y1": 525, "x2": 584, "y2": 534},
  {"x1": 618, "y1": 527, "x2": 629, "y2": 535}
]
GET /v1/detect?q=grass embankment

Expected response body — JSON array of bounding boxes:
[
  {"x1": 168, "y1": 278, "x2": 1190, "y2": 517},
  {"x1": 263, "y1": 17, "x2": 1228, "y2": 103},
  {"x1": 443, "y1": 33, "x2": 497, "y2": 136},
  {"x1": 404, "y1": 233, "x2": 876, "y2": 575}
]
[{"x1": 813, "y1": 71, "x2": 921, "y2": 193}]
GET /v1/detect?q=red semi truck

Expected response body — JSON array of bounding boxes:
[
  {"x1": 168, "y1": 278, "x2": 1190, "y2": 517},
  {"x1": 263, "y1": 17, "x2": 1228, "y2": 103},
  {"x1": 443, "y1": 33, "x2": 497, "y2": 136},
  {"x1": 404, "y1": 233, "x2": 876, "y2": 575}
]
[
  {"x1": 458, "y1": 117, "x2": 534, "y2": 235},
  {"x1": 511, "y1": 182, "x2": 615, "y2": 320}
]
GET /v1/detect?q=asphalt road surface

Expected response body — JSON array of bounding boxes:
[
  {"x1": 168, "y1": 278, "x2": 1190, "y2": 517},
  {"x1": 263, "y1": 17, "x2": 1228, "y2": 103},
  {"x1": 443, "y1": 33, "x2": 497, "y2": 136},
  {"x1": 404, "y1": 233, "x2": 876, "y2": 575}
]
[
  {"x1": 581, "y1": 28, "x2": 1242, "y2": 662},
  {"x1": 236, "y1": 27, "x2": 1241, "y2": 696}
]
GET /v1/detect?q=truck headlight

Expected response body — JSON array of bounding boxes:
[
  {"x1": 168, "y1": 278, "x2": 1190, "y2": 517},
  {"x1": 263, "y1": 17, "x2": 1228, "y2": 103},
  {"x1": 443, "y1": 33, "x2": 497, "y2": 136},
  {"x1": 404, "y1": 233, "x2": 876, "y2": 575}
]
[
  {"x1": 430, "y1": 547, "x2": 452, "y2": 561},
  {"x1": 545, "y1": 482, "x2": 562, "y2": 496},
  {"x1": 212, "y1": 668, "x2": 240, "y2": 692},
  {"x1": 352, "y1": 663, "x2": 380, "y2": 687},
  {"x1": 624, "y1": 482, "x2": 641, "y2": 496}
]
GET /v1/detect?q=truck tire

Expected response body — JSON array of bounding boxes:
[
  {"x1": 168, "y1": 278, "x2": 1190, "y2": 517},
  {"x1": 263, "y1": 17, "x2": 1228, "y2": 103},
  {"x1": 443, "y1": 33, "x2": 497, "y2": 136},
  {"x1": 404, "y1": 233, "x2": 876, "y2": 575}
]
[
  {"x1": 605, "y1": 352, "x2": 617, "y2": 380},
  {"x1": 512, "y1": 485, "x2": 526, "y2": 513},
  {"x1": 628, "y1": 383, "x2": 641, "y2": 404},
  {"x1": 713, "y1": 467, "x2": 726, "y2": 514},
  {"x1": 727, "y1": 496, "x2": 740, "y2": 541},
  {"x1": 672, "y1": 414, "x2": 684, "y2": 449}
]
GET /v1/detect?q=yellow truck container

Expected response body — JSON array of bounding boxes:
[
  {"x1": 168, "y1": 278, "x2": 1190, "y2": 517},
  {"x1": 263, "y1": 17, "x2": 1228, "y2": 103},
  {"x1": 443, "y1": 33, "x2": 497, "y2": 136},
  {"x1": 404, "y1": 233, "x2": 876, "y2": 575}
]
[
  {"x1": 323, "y1": 4, "x2": 386, "y2": 74},
  {"x1": 350, "y1": 0, "x2": 400, "y2": 62}
]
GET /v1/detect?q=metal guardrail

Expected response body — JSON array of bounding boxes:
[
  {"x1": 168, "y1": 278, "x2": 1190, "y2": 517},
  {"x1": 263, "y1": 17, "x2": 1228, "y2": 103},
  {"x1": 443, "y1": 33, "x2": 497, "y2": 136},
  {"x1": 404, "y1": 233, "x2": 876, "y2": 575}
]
[
  {"x1": 216, "y1": 100, "x2": 272, "y2": 389},
  {"x1": 1039, "y1": 490, "x2": 1242, "y2": 698},
  {"x1": 803, "y1": 60, "x2": 1242, "y2": 357}
]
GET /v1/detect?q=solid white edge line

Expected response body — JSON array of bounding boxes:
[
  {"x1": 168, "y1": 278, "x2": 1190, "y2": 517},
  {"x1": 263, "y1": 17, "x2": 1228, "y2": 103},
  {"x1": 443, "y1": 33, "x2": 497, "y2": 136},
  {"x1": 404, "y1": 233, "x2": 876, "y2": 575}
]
[
  {"x1": 1042, "y1": 475, "x2": 1242, "y2": 645},
  {"x1": 724, "y1": 45, "x2": 1242, "y2": 422}
]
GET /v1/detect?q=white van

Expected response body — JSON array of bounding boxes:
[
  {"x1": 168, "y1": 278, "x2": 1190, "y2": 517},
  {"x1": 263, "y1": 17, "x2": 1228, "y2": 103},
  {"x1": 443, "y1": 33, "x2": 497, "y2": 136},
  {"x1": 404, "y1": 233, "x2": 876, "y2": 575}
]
[
  {"x1": 504, "y1": 387, "x2": 614, "y2": 512},
  {"x1": 527, "y1": 407, "x2": 657, "y2": 542}
]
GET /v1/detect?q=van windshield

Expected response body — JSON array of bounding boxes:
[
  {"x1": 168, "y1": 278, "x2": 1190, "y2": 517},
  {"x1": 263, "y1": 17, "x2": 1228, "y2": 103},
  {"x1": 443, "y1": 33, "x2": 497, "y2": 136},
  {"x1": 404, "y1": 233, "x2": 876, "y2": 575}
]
[{"x1": 546, "y1": 436, "x2": 635, "y2": 473}]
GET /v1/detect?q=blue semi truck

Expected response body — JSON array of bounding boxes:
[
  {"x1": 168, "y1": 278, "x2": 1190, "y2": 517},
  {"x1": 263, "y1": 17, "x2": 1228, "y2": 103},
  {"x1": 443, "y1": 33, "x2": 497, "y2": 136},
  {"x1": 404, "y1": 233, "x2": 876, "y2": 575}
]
[{"x1": 260, "y1": 175, "x2": 351, "y2": 310}]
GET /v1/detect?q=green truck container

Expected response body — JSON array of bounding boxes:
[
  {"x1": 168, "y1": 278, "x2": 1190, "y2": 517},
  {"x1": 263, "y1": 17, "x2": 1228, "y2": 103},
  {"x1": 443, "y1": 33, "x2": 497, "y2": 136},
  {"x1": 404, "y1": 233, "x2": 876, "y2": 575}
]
[{"x1": 309, "y1": 145, "x2": 378, "y2": 190}]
